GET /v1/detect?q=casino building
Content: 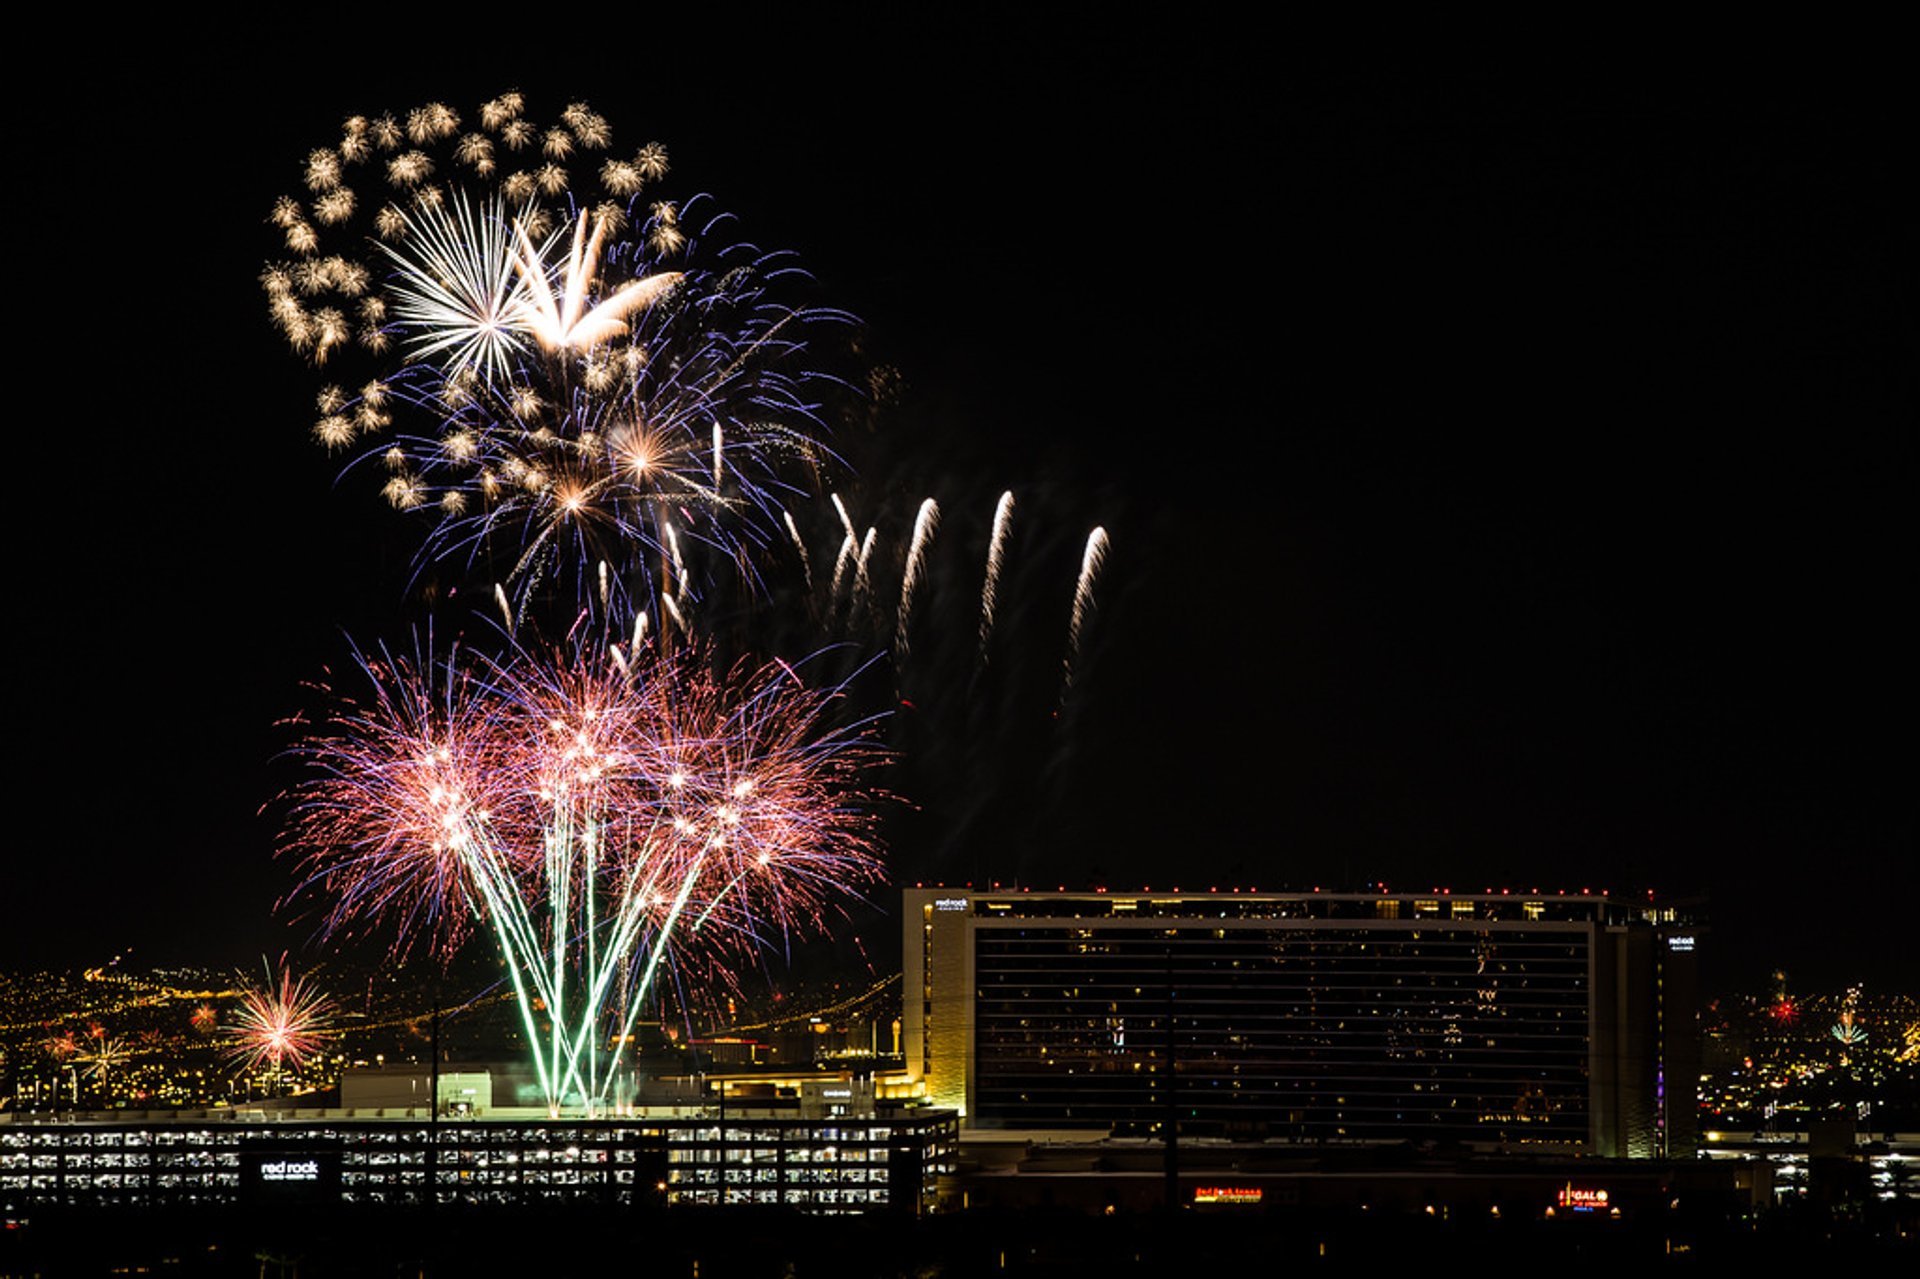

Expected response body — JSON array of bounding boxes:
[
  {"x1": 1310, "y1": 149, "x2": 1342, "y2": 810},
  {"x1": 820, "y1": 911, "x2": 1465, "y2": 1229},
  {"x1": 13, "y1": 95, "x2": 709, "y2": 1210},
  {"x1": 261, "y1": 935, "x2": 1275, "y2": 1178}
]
[{"x1": 904, "y1": 888, "x2": 1700, "y2": 1157}]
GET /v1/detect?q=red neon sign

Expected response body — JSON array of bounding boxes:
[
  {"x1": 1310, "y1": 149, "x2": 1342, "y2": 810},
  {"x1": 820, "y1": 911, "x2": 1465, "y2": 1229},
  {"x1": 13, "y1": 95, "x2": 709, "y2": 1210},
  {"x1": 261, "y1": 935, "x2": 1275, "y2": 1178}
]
[{"x1": 1556, "y1": 1184, "x2": 1610, "y2": 1211}]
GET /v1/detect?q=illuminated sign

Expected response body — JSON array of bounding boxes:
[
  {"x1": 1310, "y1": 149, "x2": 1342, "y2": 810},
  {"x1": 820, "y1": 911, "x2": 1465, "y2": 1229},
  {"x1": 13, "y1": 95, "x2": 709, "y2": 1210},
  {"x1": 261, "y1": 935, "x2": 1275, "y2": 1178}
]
[
  {"x1": 259, "y1": 1159, "x2": 321, "y2": 1183},
  {"x1": 1556, "y1": 1184, "x2": 1609, "y2": 1212},
  {"x1": 1192, "y1": 1186, "x2": 1262, "y2": 1206},
  {"x1": 243, "y1": 1146, "x2": 339, "y2": 1202},
  {"x1": 822, "y1": 1089, "x2": 853, "y2": 1098},
  {"x1": 1667, "y1": 935, "x2": 1695, "y2": 952},
  {"x1": 934, "y1": 898, "x2": 969, "y2": 912}
]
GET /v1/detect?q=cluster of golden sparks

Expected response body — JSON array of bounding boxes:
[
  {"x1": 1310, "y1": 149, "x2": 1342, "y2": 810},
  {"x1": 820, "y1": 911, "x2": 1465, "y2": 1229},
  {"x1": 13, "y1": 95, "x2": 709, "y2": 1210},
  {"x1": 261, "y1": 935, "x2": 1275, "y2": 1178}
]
[
  {"x1": 264, "y1": 93, "x2": 831, "y2": 619},
  {"x1": 264, "y1": 93, "x2": 682, "y2": 368}
]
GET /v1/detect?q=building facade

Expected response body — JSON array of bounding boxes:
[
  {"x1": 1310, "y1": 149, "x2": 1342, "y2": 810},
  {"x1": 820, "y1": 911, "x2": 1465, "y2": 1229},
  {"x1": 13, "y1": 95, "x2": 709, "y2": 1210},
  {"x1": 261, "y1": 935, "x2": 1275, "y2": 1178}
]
[
  {"x1": 0, "y1": 1110, "x2": 957, "y2": 1215},
  {"x1": 904, "y1": 889, "x2": 1699, "y2": 1157}
]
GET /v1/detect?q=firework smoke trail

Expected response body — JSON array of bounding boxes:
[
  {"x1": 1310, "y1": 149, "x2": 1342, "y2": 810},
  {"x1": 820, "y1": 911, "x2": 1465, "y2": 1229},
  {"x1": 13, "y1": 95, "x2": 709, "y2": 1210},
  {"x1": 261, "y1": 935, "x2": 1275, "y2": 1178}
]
[
  {"x1": 979, "y1": 490, "x2": 1015, "y2": 663},
  {"x1": 895, "y1": 498, "x2": 941, "y2": 658},
  {"x1": 283, "y1": 639, "x2": 885, "y2": 1112},
  {"x1": 1063, "y1": 527, "x2": 1110, "y2": 694}
]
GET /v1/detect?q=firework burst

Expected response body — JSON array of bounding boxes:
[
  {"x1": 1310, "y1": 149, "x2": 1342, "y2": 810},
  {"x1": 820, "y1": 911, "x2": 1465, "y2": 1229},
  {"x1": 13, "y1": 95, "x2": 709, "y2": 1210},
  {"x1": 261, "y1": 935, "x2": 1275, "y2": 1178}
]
[
  {"x1": 222, "y1": 964, "x2": 335, "y2": 1076},
  {"x1": 263, "y1": 94, "x2": 853, "y2": 623},
  {"x1": 283, "y1": 633, "x2": 885, "y2": 1112}
]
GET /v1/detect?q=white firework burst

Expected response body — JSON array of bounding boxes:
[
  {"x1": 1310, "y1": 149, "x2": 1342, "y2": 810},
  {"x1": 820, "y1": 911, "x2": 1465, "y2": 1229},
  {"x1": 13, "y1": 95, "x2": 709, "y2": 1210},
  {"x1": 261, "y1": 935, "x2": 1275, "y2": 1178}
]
[{"x1": 376, "y1": 190, "x2": 544, "y2": 384}]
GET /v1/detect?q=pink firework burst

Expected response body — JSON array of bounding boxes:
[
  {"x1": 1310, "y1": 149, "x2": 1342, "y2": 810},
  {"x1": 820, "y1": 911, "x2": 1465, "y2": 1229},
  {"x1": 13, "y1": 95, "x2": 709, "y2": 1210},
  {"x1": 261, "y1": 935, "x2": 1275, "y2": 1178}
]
[
  {"x1": 222, "y1": 965, "x2": 334, "y2": 1074},
  {"x1": 284, "y1": 639, "x2": 887, "y2": 969},
  {"x1": 280, "y1": 636, "x2": 887, "y2": 1111}
]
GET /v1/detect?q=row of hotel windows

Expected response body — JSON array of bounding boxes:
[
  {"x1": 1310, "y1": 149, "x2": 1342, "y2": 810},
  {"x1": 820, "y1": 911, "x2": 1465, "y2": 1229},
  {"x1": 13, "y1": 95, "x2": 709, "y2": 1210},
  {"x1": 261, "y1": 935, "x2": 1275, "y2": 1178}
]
[
  {"x1": 959, "y1": 898, "x2": 1610, "y2": 922},
  {"x1": 1, "y1": 1125, "x2": 933, "y2": 1149},
  {"x1": 1, "y1": 1121, "x2": 955, "y2": 1213}
]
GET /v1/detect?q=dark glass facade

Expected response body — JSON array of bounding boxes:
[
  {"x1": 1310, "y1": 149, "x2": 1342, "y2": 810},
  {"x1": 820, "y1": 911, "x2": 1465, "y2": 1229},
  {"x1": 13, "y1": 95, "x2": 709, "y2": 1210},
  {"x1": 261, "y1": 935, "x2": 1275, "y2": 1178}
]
[
  {"x1": 973, "y1": 924, "x2": 1590, "y2": 1142},
  {"x1": 905, "y1": 890, "x2": 1702, "y2": 1155}
]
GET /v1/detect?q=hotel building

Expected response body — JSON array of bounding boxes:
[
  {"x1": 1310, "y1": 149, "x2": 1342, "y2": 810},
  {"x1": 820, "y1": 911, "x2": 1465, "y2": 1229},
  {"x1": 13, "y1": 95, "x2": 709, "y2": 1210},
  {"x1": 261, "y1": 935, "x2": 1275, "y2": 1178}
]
[{"x1": 904, "y1": 888, "x2": 1699, "y2": 1157}]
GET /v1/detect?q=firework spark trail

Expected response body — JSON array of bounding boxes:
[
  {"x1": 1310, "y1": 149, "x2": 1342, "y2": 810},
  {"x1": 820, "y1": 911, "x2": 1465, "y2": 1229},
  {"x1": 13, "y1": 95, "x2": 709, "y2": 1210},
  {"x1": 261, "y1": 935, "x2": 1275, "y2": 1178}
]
[
  {"x1": 284, "y1": 640, "x2": 885, "y2": 1112},
  {"x1": 664, "y1": 524, "x2": 688, "y2": 599},
  {"x1": 828, "y1": 532, "x2": 856, "y2": 610},
  {"x1": 1063, "y1": 527, "x2": 1110, "y2": 694},
  {"x1": 783, "y1": 509, "x2": 812, "y2": 590},
  {"x1": 829, "y1": 492, "x2": 856, "y2": 546},
  {"x1": 895, "y1": 498, "x2": 941, "y2": 658},
  {"x1": 853, "y1": 528, "x2": 878, "y2": 615},
  {"x1": 979, "y1": 490, "x2": 1016, "y2": 663}
]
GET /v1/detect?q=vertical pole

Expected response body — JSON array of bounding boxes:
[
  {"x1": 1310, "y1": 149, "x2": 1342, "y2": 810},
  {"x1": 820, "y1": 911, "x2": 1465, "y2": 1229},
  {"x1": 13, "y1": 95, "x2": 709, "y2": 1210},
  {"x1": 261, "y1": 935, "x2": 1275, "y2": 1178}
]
[
  {"x1": 1164, "y1": 943, "x2": 1178, "y2": 1211},
  {"x1": 428, "y1": 989, "x2": 440, "y2": 1214}
]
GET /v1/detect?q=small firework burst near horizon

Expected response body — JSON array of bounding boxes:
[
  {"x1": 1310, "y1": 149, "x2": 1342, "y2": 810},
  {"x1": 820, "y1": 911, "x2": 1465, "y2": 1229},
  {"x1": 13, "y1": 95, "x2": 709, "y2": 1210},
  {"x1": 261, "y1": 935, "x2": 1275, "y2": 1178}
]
[{"x1": 222, "y1": 963, "x2": 334, "y2": 1076}]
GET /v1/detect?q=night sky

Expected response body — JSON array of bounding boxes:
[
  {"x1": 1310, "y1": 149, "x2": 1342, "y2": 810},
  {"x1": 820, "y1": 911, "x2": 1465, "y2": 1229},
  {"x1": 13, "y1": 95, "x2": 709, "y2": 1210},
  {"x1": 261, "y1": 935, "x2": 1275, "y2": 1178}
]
[{"x1": 10, "y1": 38, "x2": 1911, "y2": 996}]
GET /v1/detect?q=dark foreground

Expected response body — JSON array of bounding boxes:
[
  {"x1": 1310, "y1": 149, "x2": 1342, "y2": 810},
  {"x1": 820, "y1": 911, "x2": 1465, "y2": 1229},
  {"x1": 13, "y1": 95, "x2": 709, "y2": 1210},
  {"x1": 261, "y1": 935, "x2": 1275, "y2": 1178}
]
[{"x1": 3, "y1": 1203, "x2": 1914, "y2": 1277}]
